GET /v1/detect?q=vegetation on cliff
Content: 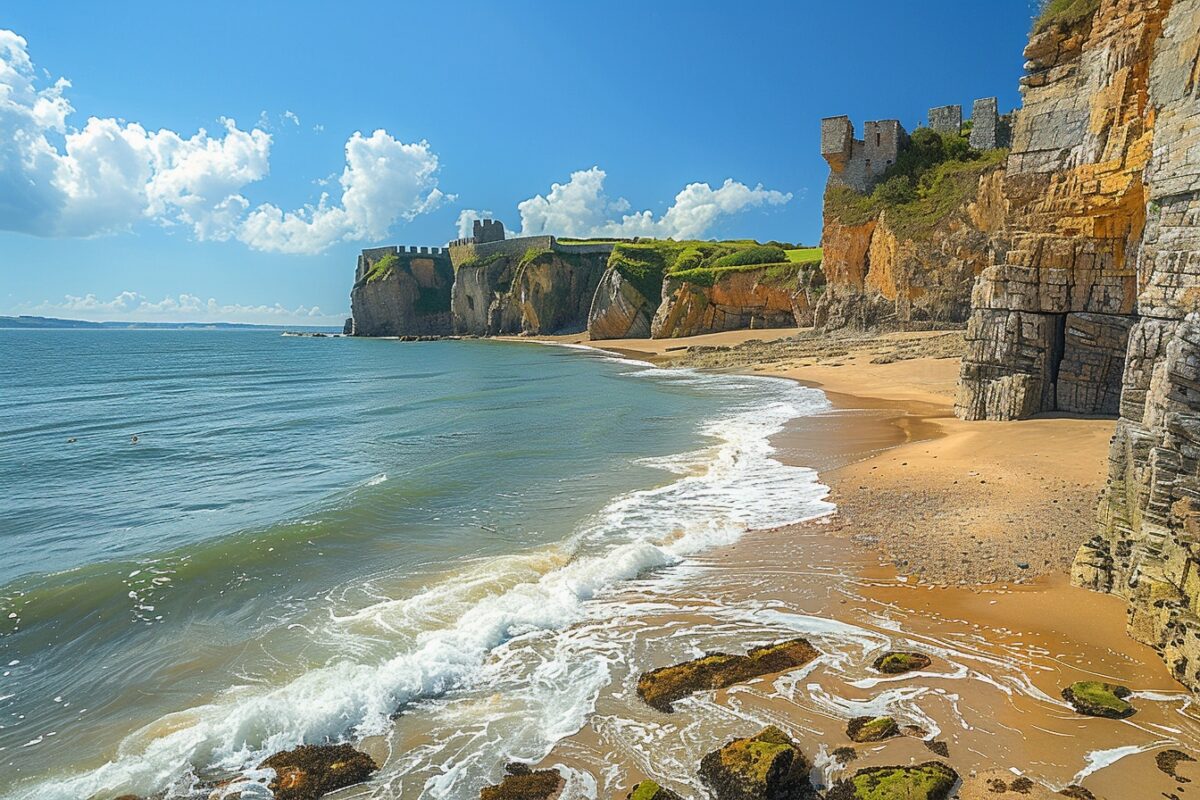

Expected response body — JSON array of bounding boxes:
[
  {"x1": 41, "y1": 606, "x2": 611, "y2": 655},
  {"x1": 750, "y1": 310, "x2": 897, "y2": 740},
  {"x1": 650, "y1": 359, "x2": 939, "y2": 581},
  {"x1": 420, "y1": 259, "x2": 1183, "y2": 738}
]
[
  {"x1": 1034, "y1": 0, "x2": 1101, "y2": 33},
  {"x1": 826, "y1": 128, "x2": 1007, "y2": 239},
  {"x1": 609, "y1": 240, "x2": 822, "y2": 299},
  {"x1": 364, "y1": 253, "x2": 399, "y2": 283}
]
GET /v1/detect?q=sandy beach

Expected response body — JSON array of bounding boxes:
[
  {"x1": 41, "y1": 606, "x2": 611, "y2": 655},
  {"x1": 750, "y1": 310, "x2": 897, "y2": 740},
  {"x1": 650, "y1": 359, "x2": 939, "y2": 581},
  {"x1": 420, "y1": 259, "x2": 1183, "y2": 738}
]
[{"x1": 512, "y1": 327, "x2": 1200, "y2": 797}]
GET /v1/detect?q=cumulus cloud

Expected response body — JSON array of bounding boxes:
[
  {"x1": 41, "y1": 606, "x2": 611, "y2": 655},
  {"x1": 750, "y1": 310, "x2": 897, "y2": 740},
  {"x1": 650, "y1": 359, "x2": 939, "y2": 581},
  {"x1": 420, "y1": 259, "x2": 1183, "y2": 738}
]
[
  {"x1": 0, "y1": 30, "x2": 448, "y2": 253},
  {"x1": 21, "y1": 291, "x2": 344, "y2": 325},
  {"x1": 516, "y1": 167, "x2": 791, "y2": 240},
  {"x1": 238, "y1": 132, "x2": 449, "y2": 254}
]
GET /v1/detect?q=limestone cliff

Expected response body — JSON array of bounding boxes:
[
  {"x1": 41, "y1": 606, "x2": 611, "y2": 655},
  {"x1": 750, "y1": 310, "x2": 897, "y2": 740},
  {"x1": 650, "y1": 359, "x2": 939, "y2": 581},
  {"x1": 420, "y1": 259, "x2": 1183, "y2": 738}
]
[
  {"x1": 350, "y1": 250, "x2": 454, "y2": 337},
  {"x1": 451, "y1": 248, "x2": 608, "y2": 336},
  {"x1": 956, "y1": 0, "x2": 1167, "y2": 419},
  {"x1": 587, "y1": 267, "x2": 657, "y2": 340},
  {"x1": 650, "y1": 266, "x2": 816, "y2": 339},
  {"x1": 1070, "y1": 0, "x2": 1200, "y2": 690},
  {"x1": 818, "y1": 165, "x2": 1007, "y2": 330}
]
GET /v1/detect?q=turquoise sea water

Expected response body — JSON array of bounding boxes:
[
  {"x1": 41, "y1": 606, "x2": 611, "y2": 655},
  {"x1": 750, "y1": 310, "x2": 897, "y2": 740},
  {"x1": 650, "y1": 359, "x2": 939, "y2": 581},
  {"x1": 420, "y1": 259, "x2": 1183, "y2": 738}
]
[{"x1": 0, "y1": 331, "x2": 831, "y2": 798}]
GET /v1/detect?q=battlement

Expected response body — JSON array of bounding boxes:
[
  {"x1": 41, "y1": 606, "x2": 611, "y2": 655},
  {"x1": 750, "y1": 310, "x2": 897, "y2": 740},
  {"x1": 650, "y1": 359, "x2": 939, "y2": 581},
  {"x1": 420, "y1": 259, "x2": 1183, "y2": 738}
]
[{"x1": 355, "y1": 244, "x2": 451, "y2": 282}]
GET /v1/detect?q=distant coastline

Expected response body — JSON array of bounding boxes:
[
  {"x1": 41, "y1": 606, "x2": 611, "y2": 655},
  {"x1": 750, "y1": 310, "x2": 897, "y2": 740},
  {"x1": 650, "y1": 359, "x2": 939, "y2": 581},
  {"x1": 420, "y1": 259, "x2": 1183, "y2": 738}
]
[{"x1": 0, "y1": 314, "x2": 341, "y2": 332}]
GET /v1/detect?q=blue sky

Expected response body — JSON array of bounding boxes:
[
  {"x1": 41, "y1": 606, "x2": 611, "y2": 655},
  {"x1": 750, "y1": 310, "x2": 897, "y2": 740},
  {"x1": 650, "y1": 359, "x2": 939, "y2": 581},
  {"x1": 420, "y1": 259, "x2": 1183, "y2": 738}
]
[{"x1": 0, "y1": 1, "x2": 1037, "y2": 325}]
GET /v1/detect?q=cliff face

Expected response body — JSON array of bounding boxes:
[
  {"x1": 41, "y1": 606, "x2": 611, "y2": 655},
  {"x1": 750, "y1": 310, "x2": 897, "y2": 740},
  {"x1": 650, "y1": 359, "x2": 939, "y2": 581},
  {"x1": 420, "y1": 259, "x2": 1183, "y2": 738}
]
[
  {"x1": 956, "y1": 0, "x2": 1168, "y2": 419},
  {"x1": 451, "y1": 250, "x2": 608, "y2": 336},
  {"x1": 350, "y1": 254, "x2": 454, "y2": 337},
  {"x1": 1070, "y1": 0, "x2": 1200, "y2": 690},
  {"x1": 818, "y1": 166, "x2": 1006, "y2": 330},
  {"x1": 650, "y1": 268, "x2": 812, "y2": 339},
  {"x1": 587, "y1": 267, "x2": 657, "y2": 340}
]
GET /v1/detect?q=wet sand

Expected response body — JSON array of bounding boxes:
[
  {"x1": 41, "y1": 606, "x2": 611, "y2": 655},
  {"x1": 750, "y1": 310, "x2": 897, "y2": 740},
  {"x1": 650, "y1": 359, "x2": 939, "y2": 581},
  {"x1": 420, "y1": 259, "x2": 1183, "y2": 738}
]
[{"x1": 517, "y1": 328, "x2": 1200, "y2": 798}]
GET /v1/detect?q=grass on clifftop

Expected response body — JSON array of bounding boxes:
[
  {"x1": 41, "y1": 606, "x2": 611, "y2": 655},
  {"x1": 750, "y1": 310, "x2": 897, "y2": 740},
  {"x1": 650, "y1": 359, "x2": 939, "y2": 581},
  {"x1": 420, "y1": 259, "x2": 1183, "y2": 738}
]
[
  {"x1": 1034, "y1": 0, "x2": 1101, "y2": 32},
  {"x1": 609, "y1": 241, "x2": 819, "y2": 299},
  {"x1": 826, "y1": 127, "x2": 1007, "y2": 240}
]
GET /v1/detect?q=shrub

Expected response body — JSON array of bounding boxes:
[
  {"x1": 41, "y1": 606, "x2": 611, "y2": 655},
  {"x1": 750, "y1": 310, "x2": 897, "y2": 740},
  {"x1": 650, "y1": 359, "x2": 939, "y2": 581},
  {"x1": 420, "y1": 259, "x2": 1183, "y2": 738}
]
[
  {"x1": 365, "y1": 252, "x2": 399, "y2": 282},
  {"x1": 873, "y1": 175, "x2": 917, "y2": 205},
  {"x1": 711, "y1": 245, "x2": 789, "y2": 268}
]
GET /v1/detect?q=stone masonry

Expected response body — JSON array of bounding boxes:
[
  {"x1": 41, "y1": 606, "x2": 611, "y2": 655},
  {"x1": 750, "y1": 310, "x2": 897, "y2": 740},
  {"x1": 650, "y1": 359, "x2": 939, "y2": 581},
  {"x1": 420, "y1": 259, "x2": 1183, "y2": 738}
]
[
  {"x1": 928, "y1": 104, "x2": 963, "y2": 134},
  {"x1": 821, "y1": 116, "x2": 907, "y2": 193}
]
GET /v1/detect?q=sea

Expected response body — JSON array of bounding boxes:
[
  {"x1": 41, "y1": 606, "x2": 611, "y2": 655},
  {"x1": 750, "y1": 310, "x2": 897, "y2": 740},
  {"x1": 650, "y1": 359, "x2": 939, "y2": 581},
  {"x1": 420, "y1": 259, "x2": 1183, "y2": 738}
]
[{"x1": 0, "y1": 330, "x2": 832, "y2": 799}]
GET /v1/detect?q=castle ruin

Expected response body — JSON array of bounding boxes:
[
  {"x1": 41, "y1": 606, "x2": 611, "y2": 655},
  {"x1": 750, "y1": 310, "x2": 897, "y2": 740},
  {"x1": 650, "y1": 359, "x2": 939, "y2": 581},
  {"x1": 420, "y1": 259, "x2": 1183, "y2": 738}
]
[{"x1": 820, "y1": 97, "x2": 1011, "y2": 194}]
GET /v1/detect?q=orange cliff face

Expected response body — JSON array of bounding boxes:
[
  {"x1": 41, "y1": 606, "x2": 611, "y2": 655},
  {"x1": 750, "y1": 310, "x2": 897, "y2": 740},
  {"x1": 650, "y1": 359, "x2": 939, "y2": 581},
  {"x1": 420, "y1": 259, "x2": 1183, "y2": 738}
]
[{"x1": 816, "y1": 165, "x2": 1005, "y2": 331}]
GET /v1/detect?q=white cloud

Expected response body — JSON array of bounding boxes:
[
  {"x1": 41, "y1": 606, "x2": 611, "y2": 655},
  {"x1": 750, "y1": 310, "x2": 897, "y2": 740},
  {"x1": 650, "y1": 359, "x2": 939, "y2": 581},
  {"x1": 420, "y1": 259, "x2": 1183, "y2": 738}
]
[
  {"x1": 516, "y1": 167, "x2": 791, "y2": 240},
  {"x1": 0, "y1": 29, "x2": 448, "y2": 253},
  {"x1": 238, "y1": 131, "x2": 450, "y2": 254},
  {"x1": 21, "y1": 291, "x2": 344, "y2": 325}
]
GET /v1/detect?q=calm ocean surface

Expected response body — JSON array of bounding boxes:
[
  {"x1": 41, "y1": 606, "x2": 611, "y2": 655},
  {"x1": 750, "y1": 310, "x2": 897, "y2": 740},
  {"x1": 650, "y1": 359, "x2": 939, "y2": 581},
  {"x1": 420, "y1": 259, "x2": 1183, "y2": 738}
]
[{"x1": 0, "y1": 330, "x2": 830, "y2": 798}]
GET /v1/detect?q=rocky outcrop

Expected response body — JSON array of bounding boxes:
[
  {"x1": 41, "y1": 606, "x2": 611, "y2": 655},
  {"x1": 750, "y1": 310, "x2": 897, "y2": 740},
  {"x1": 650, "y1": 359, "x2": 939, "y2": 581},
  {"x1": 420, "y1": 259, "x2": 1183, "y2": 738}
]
[
  {"x1": 636, "y1": 639, "x2": 818, "y2": 712},
  {"x1": 480, "y1": 763, "x2": 564, "y2": 800},
  {"x1": 1061, "y1": 680, "x2": 1136, "y2": 718},
  {"x1": 825, "y1": 762, "x2": 958, "y2": 800},
  {"x1": 1062, "y1": 0, "x2": 1200, "y2": 692},
  {"x1": 846, "y1": 716, "x2": 899, "y2": 743},
  {"x1": 956, "y1": 0, "x2": 1169, "y2": 419},
  {"x1": 649, "y1": 268, "x2": 815, "y2": 339},
  {"x1": 350, "y1": 254, "x2": 454, "y2": 337},
  {"x1": 871, "y1": 651, "x2": 932, "y2": 675},
  {"x1": 451, "y1": 249, "x2": 608, "y2": 336},
  {"x1": 698, "y1": 726, "x2": 816, "y2": 800},
  {"x1": 587, "y1": 267, "x2": 657, "y2": 339},
  {"x1": 818, "y1": 166, "x2": 1006, "y2": 330},
  {"x1": 257, "y1": 743, "x2": 378, "y2": 800}
]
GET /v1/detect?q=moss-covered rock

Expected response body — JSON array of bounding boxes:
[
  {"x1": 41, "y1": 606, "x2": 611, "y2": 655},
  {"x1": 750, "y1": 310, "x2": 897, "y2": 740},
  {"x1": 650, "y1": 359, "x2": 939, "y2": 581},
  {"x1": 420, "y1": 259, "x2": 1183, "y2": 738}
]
[
  {"x1": 846, "y1": 716, "x2": 899, "y2": 743},
  {"x1": 637, "y1": 638, "x2": 818, "y2": 712},
  {"x1": 626, "y1": 779, "x2": 682, "y2": 800},
  {"x1": 698, "y1": 726, "x2": 816, "y2": 800},
  {"x1": 480, "y1": 763, "x2": 564, "y2": 800},
  {"x1": 1061, "y1": 680, "x2": 1135, "y2": 718},
  {"x1": 257, "y1": 743, "x2": 378, "y2": 800},
  {"x1": 871, "y1": 651, "x2": 932, "y2": 675},
  {"x1": 825, "y1": 762, "x2": 958, "y2": 800}
]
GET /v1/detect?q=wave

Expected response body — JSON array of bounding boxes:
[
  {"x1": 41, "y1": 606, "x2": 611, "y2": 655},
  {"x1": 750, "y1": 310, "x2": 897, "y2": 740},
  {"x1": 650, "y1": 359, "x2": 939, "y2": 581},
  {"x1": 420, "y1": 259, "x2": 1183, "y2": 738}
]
[{"x1": 4, "y1": 365, "x2": 832, "y2": 799}]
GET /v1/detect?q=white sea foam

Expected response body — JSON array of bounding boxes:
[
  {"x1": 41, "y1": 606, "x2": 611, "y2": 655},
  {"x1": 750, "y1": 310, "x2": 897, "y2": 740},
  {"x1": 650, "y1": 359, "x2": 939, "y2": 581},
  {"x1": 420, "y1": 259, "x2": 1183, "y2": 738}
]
[{"x1": 6, "y1": 360, "x2": 833, "y2": 800}]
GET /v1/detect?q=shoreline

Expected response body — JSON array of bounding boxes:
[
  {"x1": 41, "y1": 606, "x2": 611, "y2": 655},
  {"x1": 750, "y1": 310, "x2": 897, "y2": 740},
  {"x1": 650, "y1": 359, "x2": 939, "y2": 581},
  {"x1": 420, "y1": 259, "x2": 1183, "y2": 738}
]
[{"x1": 516, "y1": 327, "x2": 1200, "y2": 795}]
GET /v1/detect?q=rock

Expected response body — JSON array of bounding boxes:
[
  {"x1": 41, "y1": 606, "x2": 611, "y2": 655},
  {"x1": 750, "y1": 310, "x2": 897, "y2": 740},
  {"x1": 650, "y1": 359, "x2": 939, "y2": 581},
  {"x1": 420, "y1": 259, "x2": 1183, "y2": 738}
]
[
  {"x1": 1156, "y1": 748, "x2": 1196, "y2": 780},
  {"x1": 637, "y1": 638, "x2": 819, "y2": 712},
  {"x1": 846, "y1": 716, "x2": 899, "y2": 743},
  {"x1": 957, "y1": 771, "x2": 1060, "y2": 799},
  {"x1": 587, "y1": 267, "x2": 656, "y2": 339},
  {"x1": 350, "y1": 250, "x2": 455, "y2": 337},
  {"x1": 341, "y1": 317, "x2": 353, "y2": 335},
  {"x1": 1061, "y1": 680, "x2": 1135, "y2": 719},
  {"x1": 697, "y1": 726, "x2": 816, "y2": 800},
  {"x1": 626, "y1": 779, "x2": 682, "y2": 800},
  {"x1": 257, "y1": 743, "x2": 378, "y2": 800},
  {"x1": 832, "y1": 746, "x2": 858, "y2": 765},
  {"x1": 650, "y1": 269, "x2": 807, "y2": 339},
  {"x1": 923, "y1": 740, "x2": 950, "y2": 758},
  {"x1": 825, "y1": 762, "x2": 958, "y2": 800},
  {"x1": 1057, "y1": 788, "x2": 1096, "y2": 800},
  {"x1": 871, "y1": 651, "x2": 932, "y2": 675},
  {"x1": 480, "y1": 763, "x2": 564, "y2": 800}
]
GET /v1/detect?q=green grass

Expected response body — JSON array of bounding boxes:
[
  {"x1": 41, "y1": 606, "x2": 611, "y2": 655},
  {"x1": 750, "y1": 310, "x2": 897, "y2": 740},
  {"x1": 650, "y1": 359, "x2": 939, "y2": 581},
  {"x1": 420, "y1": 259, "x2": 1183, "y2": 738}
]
[
  {"x1": 609, "y1": 240, "x2": 807, "y2": 299},
  {"x1": 785, "y1": 247, "x2": 823, "y2": 264},
  {"x1": 1034, "y1": 0, "x2": 1101, "y2": 32}
]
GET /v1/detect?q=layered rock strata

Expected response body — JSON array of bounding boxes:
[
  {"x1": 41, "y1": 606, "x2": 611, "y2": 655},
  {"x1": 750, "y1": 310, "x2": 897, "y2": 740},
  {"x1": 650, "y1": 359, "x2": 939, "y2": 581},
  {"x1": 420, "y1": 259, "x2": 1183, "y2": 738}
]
[
  {"x1": 349, "y1": 249, "x2": 454, "y2": 337},
  {"x1": 956, "y1": 0, "x2": 1169, "y2": 419},
  {"x1": 650, "y1": 269, "x2": 814, "y2": 339}
]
